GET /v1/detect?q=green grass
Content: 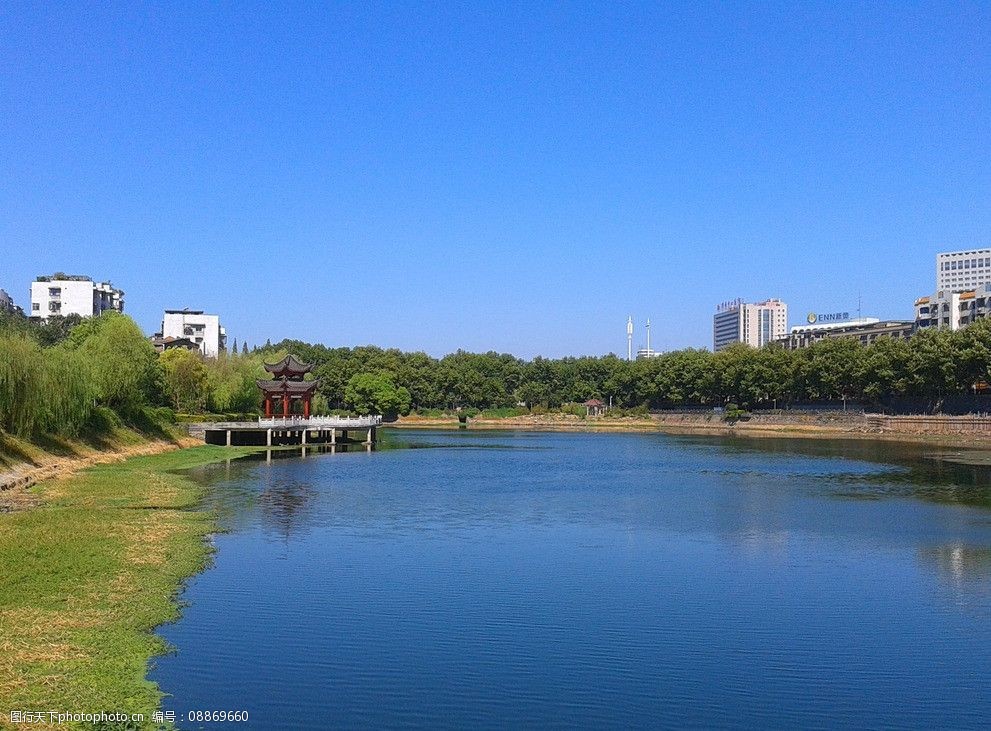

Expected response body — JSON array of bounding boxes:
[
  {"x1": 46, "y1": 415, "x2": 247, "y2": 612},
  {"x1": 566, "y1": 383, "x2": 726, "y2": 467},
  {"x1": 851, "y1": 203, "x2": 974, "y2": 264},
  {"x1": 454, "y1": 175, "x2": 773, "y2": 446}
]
[{"x1": 0, "y1": 445, "x2": 257, "y2": 729}]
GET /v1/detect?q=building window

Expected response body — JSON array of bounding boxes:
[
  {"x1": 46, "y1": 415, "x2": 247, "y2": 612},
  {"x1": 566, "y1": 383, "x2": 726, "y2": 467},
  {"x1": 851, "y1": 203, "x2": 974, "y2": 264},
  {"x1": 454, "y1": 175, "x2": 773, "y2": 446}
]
[{"x1": 32, "y1": 302, "x2": 40, "y2": 311}]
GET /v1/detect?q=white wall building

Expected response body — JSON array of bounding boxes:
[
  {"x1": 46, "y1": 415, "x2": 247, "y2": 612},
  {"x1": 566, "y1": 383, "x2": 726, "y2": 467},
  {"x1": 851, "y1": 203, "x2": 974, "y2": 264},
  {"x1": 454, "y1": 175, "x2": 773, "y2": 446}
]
[
  {"x1": 160, "y1": 309, "x2": 227, "y2": 358},
  {"x1": 713, "y1": 298, "x2": 788, "y2": 352},
  {"x1": 937, "y1": 249, "x2": 991, "y2": 292},
  {"x1": 29, "y1": 275, "x2": 124, "y2": 320}
]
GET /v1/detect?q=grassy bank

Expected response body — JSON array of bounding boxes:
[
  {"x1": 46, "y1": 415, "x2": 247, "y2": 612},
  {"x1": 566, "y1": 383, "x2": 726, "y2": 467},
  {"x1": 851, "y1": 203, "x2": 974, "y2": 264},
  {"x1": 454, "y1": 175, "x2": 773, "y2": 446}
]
[{"x1": 0, "y1": 445, "x2": 253, "y2": 729}]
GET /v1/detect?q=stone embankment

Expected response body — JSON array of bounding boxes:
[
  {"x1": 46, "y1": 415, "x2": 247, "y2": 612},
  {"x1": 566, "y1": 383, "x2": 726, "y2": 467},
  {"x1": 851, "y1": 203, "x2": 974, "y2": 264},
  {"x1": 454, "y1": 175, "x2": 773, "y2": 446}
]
[{"x1": 395, "y1": 410, "x2": 991, "y2": 445}]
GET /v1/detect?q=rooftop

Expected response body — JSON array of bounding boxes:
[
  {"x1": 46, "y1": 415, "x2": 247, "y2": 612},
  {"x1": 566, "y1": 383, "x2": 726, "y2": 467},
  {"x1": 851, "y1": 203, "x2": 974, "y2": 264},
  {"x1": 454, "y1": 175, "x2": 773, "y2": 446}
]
[{"x1": 35, "y1": 273, "x2": 92, "y2": 282}]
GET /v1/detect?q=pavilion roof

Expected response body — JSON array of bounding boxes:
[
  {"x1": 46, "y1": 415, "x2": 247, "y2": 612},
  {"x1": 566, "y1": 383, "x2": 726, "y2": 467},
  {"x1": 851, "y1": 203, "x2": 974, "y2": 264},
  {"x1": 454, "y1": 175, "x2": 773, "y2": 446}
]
[
  {"x1": 256, "y1": 378, "x2": 321, "y2": 395},
  {"x1": 263, "y1": 354, "x2": 314, "y2": 377}
]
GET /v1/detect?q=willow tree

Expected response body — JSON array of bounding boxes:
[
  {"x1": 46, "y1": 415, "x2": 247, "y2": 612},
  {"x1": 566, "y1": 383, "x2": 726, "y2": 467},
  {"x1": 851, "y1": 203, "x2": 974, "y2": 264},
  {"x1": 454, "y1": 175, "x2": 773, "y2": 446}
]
[{"x1": 0, "y1": 334, "x2": 45, "y2": 437}]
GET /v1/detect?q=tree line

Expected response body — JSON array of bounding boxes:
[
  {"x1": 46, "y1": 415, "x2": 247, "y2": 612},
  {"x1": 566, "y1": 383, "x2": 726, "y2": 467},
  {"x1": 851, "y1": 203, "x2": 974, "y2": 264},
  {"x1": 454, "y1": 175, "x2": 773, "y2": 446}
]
[
  {"x1": 267, "y1": 320, "x2": 991, "y2": 414},
  {"x1": 3, "y1": 308, "x2": 991, "y2": 442}
]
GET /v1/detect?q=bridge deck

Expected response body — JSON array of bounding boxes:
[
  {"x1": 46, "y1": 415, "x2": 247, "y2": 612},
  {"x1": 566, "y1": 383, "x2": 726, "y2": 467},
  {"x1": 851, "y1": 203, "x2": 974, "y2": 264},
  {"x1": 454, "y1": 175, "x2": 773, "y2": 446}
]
[
  {"x1": 197, "y1": 416, "x2": 383, "y2": 446},
  {"x1": 204, "y1": 416, "x2": 383, "y2": 432}
]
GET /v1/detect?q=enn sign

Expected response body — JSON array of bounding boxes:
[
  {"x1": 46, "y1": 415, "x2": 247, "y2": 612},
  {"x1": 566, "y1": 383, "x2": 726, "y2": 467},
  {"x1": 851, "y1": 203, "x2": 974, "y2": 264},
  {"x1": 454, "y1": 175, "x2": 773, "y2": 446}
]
[{"x1": 807, "y1": 312, "x2": 850, "y2": 325}]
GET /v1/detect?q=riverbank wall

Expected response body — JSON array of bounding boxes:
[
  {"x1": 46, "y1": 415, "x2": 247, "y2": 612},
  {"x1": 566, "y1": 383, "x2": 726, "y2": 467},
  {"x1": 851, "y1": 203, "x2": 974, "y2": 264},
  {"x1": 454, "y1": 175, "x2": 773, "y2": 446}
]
[
  {"x1": 866, "y1": 413, "x2": 991, "y2": 435},
  {"x1": 394, "y1": 410, "x2": 868, "y2": 432},
  {"x1": 393, "y1": 410, "x2": 991, "y2": 446}
]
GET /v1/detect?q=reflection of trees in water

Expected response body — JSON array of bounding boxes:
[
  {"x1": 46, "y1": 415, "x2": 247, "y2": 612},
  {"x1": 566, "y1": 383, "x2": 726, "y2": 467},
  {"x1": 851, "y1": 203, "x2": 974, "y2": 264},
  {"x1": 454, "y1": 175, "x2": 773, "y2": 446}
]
[
  {"x1": 693, "y1": 435, "x2": 991, "y2": 509},
  {"x1": 259, "y1": 479, "x2": 318, "y2": 540}
]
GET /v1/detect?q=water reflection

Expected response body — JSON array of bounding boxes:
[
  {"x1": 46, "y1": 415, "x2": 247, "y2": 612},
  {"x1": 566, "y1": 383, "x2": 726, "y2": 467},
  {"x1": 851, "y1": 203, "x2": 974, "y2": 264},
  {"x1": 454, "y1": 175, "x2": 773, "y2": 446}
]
[
  {"x1": 919, "y1": 544, "x2": 991, "y2": 586},
  {"x1": 672, "y1": 434, "x2": 991, "y2": 508},
  {"x1": 157, "y1": 430, "x2": 991, "y2": 730},
  {"x1": 258, "y1": 479, "x2": 318, "y2": 542}
]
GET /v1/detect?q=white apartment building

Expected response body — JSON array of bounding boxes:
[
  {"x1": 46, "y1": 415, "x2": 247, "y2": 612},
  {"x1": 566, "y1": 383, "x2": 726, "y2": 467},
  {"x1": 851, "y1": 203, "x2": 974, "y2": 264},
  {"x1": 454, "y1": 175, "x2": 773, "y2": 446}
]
[
  {"x1": 713, "y1": 298, "x2": 788, "y2": 352},
  {"x1": 160, "y1": 309, "x2": 227, "y2": 358},
  {"x1": 937, "y1": 249, "x2": 991, "y2": 292},
  {"x1": 29, "y1": 275, "x2": 124, "y2": 320}
]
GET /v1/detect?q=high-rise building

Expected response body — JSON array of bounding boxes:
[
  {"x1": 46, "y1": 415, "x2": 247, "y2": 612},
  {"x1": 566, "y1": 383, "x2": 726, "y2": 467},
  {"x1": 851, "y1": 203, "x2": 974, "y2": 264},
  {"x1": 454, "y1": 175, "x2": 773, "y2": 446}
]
[
  {"x1": 713, "y1": 298, "x2": 788, "y2": 352},
  {"x1": 936, "y1": 249, "x2": 991, "y2": 292},
  {"x1": 160, "y1": 309, "x2": 227, "y2": 358},
  {"x1": 29, "y1": 274, "x2": 124, "y2": 320}
]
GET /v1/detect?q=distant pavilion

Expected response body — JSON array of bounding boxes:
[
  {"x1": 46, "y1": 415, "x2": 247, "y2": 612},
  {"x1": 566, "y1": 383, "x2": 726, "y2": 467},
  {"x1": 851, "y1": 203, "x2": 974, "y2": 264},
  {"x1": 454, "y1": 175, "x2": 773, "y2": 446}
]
[{"x1": 257, "y1": 354, "x2": 321, "y2": 418}]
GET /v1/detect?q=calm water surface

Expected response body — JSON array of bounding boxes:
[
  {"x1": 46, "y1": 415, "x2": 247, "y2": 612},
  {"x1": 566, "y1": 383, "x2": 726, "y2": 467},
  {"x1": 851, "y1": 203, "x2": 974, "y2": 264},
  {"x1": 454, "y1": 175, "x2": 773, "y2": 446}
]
[{"x1": 151, "y1": 431, "x2": 991, "y2": 729}]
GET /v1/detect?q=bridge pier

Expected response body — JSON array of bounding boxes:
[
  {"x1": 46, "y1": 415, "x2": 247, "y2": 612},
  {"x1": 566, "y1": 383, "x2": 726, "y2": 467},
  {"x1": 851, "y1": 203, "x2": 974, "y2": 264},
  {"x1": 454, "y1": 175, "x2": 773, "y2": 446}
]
[{"x1": 202, "y1": 417, "x2": 382, "y2": 448}]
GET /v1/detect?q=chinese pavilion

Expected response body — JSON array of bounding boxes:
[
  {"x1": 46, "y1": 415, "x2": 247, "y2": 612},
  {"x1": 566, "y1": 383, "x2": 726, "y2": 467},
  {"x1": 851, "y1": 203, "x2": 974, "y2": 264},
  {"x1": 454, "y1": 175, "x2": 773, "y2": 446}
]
[{"x1": 257, "y1": 354, "x2": 321, "y2": 418}]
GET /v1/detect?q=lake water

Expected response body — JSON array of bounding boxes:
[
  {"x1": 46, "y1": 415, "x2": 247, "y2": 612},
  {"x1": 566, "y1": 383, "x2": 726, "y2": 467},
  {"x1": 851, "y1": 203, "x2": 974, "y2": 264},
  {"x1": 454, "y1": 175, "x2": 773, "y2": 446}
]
[{"x1": 151, "y1": 430, "x2": 991, "y2": 729}]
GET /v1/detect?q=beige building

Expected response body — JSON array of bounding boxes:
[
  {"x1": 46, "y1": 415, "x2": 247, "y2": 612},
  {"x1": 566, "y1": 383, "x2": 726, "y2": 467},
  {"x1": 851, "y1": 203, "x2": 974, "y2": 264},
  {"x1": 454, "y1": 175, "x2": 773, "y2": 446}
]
[{"x1": 713, "y1": 298, "x2": 788, "y2": 351}]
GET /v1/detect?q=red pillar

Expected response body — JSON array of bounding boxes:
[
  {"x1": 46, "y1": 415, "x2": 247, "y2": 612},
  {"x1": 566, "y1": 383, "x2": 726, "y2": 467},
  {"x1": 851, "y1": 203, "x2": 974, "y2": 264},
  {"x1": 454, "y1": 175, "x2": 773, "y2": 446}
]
[
  {"x1": 283, "y1": 393, "x2": 289, "y2": 417},
  {"x1": 304, "y1": 397, "x2": 310, "y2": 418},
  {"x1": 265, "y1": 397, "x2": 272, "y2": 417}
]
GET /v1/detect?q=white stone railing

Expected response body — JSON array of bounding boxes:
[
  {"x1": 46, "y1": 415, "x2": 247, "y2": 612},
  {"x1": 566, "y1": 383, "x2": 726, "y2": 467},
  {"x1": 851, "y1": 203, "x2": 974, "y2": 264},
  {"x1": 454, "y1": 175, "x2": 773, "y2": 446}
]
[{"x1": 257, "y1": 415, "x2": 382, "y2": 428}]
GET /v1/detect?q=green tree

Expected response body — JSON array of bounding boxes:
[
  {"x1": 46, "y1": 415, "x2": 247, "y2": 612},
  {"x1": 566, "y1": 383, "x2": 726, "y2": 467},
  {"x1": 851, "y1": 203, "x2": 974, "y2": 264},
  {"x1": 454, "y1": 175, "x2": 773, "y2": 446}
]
[
  {"x1": 159, "y1": 349, "x2": 209, "y2": 412},
  {"x1": 344, "y1": 372, "x2": 412, "y2": 418},
  {"x1": 65, "y1": 312, "x2": 159, "y2": 414}
]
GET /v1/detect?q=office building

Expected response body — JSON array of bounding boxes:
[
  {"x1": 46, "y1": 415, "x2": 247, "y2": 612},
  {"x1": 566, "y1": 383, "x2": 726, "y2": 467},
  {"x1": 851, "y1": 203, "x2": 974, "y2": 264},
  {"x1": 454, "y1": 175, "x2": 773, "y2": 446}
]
[
  {"x1": 779, "y1": 318, "x2": 914, "y2": 349},
  {"x1": 29, "y1": 274, "x2": 124, "y2": 320},
  {"x1": 936, "y1": 249, "x2": 991, "y2": 292},
  {"x1": 160, "y1": 309, "x2": 227, "y2": 358},
  {"x1": 713, "y1": 298, "x2": 788, "y2": 351}
]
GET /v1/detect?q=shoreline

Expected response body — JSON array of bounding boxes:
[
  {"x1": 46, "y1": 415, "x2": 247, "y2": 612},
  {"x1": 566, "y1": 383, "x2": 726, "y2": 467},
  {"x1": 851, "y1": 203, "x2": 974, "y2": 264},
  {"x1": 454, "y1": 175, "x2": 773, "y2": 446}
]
[
  {"x1": 0, "y1": 443, "x2": 258, "y2": 728},
  {"x1": 391, "y1": 413, "x2": 991, "y2": 452}
]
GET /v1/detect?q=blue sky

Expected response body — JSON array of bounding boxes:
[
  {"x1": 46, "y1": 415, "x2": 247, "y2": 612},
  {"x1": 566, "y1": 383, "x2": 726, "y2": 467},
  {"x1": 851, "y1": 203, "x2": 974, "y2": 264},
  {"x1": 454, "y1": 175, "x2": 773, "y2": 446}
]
[{"x1": 2, "y1": 2, "x2": 988, "y2": 357}]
